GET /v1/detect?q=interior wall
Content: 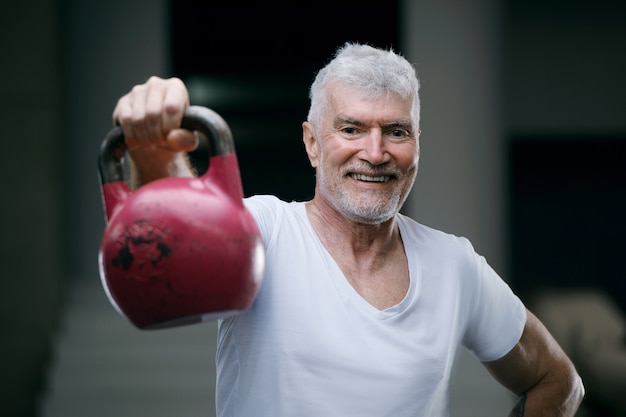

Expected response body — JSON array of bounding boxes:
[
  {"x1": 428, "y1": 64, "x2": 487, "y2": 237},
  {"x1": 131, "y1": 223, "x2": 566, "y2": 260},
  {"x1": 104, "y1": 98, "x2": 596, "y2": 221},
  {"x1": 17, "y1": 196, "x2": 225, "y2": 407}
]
[
  {"x1": 0, "y1": 2, "x2": 63, "y2": 416},
  {"x1": 63, "y1": 0, "x2": 171, "y2": 281},
  {"x1": 506, "y1": 0, "x2": 626, "y2": 134},
  {"x1": 505, "y1": 0, "x2": 626, "y2": 302},
  {"x1": 0, "y1": 1, "x2": 170, "y2": 415}
]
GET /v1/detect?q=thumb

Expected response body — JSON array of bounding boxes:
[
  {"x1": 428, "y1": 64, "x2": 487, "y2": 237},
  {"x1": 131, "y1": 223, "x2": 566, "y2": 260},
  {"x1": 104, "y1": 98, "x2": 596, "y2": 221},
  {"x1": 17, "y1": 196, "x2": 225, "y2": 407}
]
[{"x1": 166, "y1": 129, "x2": 199, "y2": 152}]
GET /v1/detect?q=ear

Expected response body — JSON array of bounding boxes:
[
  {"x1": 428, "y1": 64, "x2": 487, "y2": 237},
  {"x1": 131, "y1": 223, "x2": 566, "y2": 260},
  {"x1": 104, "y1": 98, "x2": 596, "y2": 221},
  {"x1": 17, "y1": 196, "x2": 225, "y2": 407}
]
[{"x1": 302, "y1": 121, "x2": 320, "y2": 168}]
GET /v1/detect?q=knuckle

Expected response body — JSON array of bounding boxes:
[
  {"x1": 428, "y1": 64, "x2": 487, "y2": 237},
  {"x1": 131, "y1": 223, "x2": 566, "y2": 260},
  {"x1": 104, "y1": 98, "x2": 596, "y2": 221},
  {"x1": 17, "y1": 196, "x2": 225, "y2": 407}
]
[
  {"x1": 163, "y1": 100, "x2": 182, "y2": 117},
  {"x1": 168, "y1": 76, "x2": 184, "y2": 86},
  {"x1": 143, "y1": 106, "x2": 161, "y2": 122},
  {"x1": 130, "y1": 83, "x2": 145, "y2": 95},
  {"x1": 116, "y1": 112, "x2": 132, "y2": 126},
  {"x1": 146, "y1": 75, "x2": 163, "y2": 86}
]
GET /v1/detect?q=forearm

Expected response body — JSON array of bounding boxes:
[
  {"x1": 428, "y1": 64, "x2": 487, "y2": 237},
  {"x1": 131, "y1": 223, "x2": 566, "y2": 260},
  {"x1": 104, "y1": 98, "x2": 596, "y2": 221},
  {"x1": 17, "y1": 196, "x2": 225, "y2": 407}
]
[
  {"x1": 487, "y1": 310, "x2": 585, "y2": 417},
  {"x1": 512, "y1": 365, "x2": 584, "y2": 417}
]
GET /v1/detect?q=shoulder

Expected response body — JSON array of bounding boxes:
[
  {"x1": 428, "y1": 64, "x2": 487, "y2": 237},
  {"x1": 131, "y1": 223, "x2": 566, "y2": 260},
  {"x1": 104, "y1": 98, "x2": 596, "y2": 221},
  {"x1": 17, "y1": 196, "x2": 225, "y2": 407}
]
[
  {"x1": 397, "y1": 213, "x2": 476, "y2": 258},
  {"x1": 397, "y1": 213, "x2": 499, "y2": 293},
  {"x1": 243, "y1": 195, "x2": 304, "y2": 242},
  {"x1": 244, "y1": 194, "x2": 286, "y2": 215}
]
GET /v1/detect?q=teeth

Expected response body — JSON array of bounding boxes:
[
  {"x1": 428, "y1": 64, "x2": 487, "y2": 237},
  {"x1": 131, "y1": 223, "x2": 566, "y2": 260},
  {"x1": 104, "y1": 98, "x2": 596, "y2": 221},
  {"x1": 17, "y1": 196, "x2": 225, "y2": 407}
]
[{"x1": 351, "y1": 173, "x2": 390, "y2": 182}]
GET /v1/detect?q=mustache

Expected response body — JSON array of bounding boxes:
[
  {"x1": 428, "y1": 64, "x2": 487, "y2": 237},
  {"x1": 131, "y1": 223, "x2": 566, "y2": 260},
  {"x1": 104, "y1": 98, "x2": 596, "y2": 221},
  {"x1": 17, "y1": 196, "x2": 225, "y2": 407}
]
[{"x1": 341, "y1": 162, "x2": 402, "y2": 178}]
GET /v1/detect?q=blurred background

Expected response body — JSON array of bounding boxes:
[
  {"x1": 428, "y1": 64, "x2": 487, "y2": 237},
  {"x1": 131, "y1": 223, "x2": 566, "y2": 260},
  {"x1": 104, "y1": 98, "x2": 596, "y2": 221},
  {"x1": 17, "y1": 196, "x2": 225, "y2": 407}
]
[{"x1": 1, "y1": 0, "x2": 624, "y2": 416}]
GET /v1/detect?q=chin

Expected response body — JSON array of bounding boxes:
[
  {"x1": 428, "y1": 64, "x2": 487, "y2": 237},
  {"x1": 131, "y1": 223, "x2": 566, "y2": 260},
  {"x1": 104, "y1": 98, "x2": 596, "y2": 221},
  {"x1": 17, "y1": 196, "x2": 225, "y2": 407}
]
[
  {"x1": 343, "y1": 204, "x2": 398, "y2": 225},
  {"x1": 322, "y1": 185, "x2": 403, "y2": 224}
]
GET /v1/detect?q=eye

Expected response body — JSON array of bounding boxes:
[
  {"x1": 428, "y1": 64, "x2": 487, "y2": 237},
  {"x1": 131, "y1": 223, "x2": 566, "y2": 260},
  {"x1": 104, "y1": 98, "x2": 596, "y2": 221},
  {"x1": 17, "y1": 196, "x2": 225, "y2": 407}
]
[
  {"x1": 341, "y1": 126, "x2": 359, "y2": 135},
  {"x1": 386, "y1": 128, "x2": 412, "y2": 141}
]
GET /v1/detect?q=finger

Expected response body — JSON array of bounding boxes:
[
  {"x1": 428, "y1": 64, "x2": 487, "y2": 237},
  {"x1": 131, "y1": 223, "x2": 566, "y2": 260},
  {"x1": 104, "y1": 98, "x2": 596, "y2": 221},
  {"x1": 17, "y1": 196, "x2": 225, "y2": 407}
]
[
  {"x1": 166, "y1": 129, "x2": 199, "y2": 152},
  {"x1": 143, "y1": 79, "x2": 169, "y2": 147},
  {"x1": 113, "y1": 93, "x2": 144, "y2": 149},
  {"x1": 126, "y1": 83, "x2": 151, "y2": 148},
  {"x1": 112, "y1": 77, "x2": 190, "y2": 153},
  {"x1": 162, "y1": 77, "x2": 190, "y2": 134}
]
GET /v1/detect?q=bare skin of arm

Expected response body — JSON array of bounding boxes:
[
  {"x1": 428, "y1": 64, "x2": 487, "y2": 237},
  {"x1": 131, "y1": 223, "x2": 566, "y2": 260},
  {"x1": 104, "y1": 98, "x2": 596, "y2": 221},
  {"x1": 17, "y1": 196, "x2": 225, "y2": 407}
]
[
  {"x1": 112, "y1": 76, "x2": 198, "y2": 188},
  {"x1": 484, "y1": 309, "x2": 585, "y2": 416}
]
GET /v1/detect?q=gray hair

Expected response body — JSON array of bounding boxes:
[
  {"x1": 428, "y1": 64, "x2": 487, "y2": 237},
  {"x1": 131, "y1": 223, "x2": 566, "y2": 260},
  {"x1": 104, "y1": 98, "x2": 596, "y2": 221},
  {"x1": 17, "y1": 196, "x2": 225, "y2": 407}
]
[{"x1": 307, "y1": 42, "x2": 420, "y2": 133}]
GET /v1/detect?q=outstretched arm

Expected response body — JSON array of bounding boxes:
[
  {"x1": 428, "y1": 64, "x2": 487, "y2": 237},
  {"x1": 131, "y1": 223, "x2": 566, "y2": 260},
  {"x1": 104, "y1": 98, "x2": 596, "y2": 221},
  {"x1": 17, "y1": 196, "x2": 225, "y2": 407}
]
[
  {"x1": 483, "y1": 309, "x2": 584, "y2": 416},
  {"x1": 113, "y1": 76, "x2": 197, "y2": 188}
]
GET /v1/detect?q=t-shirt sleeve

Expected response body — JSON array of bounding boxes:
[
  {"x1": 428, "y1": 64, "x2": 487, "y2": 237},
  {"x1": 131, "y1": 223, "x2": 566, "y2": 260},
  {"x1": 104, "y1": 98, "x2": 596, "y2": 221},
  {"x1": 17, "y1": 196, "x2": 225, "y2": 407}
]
[
  {"x1": 461, "y1": 241, "x2": 527, "y2": 362},
  {"x1": 243, "y1": 195, "x2": 282, "y2": 246}
]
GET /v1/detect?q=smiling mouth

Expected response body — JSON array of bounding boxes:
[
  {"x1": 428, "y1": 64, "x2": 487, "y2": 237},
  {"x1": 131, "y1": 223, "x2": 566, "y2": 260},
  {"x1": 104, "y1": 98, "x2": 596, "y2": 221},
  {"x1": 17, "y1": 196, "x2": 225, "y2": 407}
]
[{"x1": 350, "y1": 173, "x2": 392, "y2": 183}]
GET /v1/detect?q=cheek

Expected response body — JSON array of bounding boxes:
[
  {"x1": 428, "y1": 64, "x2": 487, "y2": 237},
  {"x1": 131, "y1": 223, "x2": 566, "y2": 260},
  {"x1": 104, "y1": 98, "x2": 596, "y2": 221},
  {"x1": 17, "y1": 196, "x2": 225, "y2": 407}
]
[
  {"x1": 319, "y1": 143, "x2": 350, "y2": 171},
  {"x1": 398, "y1": 145, "x2": 420, "y2": 173}
]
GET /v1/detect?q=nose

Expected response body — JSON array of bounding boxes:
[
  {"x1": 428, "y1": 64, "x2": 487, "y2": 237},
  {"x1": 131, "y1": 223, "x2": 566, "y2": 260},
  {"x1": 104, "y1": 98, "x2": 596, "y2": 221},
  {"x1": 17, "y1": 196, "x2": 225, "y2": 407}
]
[{"x1": 361, "y1": 129, "x2": 390, "y2": 165}]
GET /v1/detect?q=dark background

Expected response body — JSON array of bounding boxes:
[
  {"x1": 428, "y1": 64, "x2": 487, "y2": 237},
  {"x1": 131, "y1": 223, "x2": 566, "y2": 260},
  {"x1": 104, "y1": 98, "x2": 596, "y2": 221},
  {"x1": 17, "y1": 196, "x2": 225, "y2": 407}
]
[
  {"x1": 172, "y1": 1, "x2": 400, "y2": 203},
  {"x1": 509, "y1": 136, "x2": 626, "y2": 309}
]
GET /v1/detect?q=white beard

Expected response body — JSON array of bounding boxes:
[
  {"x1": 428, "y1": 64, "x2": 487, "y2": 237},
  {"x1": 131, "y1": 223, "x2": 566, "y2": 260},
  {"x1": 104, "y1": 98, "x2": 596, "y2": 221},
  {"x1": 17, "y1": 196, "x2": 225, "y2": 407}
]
[{"x1": 317, "y1": 161, "x2": 415, "y2": 225}]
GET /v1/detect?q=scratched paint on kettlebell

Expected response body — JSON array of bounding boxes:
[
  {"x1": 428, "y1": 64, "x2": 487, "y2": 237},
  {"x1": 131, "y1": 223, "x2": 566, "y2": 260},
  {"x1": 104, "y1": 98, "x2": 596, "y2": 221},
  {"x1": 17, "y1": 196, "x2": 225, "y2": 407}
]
[
  {"x1": 186, "y1": 235, "x2": 211, "y2": 255},
  {"x1": 111, "y1": 219, "x2": 172, "y2": 280}
]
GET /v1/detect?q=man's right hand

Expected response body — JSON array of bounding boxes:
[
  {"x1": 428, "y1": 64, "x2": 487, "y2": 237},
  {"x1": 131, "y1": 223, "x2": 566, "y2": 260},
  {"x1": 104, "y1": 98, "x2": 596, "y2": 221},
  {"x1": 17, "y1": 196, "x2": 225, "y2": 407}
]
[{"x1": 113, "y1": 76, "x2": 198, "y2": 186}]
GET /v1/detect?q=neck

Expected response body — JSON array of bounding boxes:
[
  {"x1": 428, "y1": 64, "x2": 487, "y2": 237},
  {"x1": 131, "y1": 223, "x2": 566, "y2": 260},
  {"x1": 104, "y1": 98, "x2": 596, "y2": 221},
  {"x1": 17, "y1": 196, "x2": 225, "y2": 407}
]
[{"x1": 306, "y1": 196, "x2": 401, "y2": 259}]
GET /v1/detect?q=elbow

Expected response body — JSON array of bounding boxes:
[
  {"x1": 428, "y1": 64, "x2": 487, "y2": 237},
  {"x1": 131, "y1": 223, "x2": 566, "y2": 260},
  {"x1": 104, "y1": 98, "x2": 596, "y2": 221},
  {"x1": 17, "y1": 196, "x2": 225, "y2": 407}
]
[
  {"x1": 571, "y1": 370, "x2": 585, "y2": 409},
  {"x1": 562, "y1": 363, "x2": 585, "y2": 413}
]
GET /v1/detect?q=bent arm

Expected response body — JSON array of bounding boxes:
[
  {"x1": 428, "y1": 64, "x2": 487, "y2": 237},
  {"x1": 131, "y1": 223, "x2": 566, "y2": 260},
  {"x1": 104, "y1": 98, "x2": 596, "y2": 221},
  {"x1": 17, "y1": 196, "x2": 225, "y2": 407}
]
[{"x1": 483, "y1": 309, "x2": 584, "y2": 416}]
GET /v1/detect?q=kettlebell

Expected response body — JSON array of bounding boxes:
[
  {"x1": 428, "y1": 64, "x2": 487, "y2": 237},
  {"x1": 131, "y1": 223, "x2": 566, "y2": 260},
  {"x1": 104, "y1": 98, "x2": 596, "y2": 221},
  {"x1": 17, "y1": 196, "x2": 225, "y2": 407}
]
[{"x1": 98, "y1": 105, "x2": 265, "y2": 329}]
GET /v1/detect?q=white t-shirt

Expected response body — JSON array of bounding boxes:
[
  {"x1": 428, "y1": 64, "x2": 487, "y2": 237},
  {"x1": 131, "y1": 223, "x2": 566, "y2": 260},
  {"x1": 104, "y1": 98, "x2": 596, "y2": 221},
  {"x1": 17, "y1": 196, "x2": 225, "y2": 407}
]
[{"x1": 216, "y1": 195, "x2": 526, "y2": 417}]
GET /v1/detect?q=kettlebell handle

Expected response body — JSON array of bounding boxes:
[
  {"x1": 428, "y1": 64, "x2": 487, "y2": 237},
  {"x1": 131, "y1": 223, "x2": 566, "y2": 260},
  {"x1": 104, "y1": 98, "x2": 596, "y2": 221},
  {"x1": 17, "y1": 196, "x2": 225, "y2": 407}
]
[{"x1": 99, "y1": 105, "x2": 235, "y2": 184}]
